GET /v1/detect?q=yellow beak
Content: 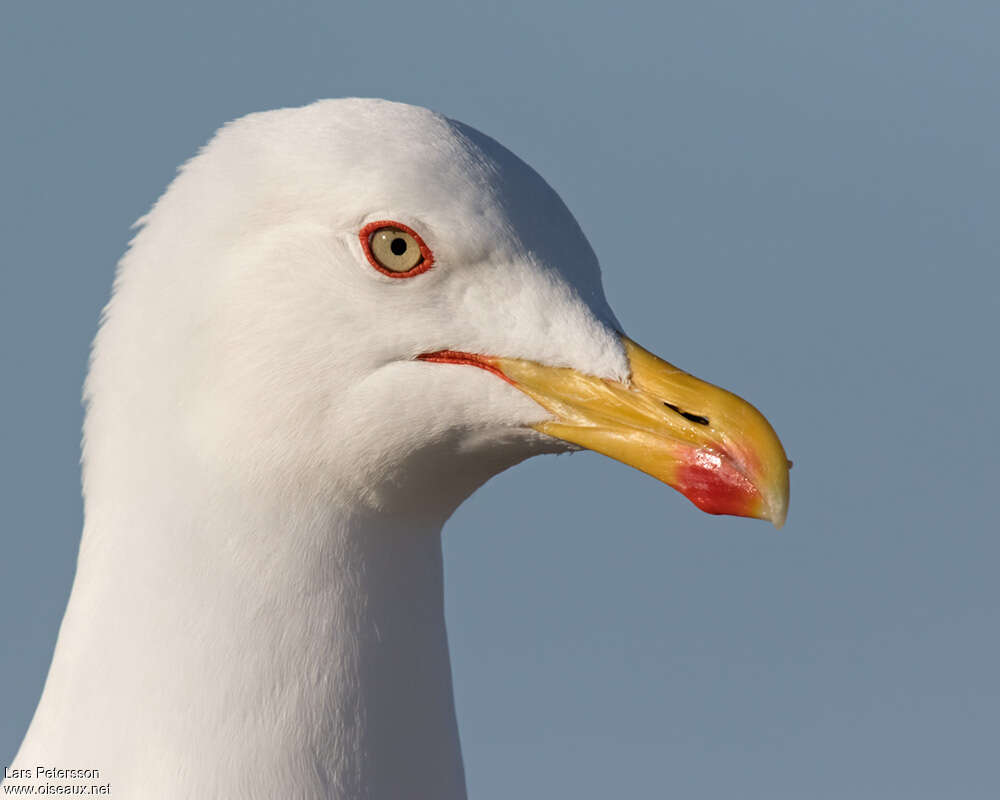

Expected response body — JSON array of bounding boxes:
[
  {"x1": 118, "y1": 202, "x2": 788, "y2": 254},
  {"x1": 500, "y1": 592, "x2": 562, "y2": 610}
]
[{"x1": 419, "y1": 336, "x2": 790, "y2": 527}]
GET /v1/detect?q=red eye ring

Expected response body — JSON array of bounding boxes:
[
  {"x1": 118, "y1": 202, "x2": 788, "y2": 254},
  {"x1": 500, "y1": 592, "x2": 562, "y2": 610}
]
[{"x1": 359, "y1": 220, "x2": 435, "y2": 279}]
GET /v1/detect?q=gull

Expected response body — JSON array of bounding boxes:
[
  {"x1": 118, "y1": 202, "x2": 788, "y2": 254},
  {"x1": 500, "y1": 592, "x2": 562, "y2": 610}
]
[{"x1": 7, "y1": 99, "x2": 789, "y2": 799}]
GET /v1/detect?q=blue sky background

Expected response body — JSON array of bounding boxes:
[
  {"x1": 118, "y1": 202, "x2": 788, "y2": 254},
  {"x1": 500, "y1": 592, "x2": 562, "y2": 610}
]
[{"x1": 2, "y1": 1, "x2": 998, "y2": 797}]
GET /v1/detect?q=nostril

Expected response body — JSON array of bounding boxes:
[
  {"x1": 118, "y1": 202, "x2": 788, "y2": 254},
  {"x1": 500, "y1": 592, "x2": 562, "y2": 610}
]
[{"x1": 663, "y1": 402, "x2": 709, "y2": 426}]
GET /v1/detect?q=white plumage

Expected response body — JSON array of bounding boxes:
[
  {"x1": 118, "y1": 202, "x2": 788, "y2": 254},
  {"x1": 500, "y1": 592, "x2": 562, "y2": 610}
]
[
  {"x1": 7, "y1": 98, "x2": 788, "y2": 799},
  {"x1": 10, "y1": 99, "x2": 630, "y2": 799}
]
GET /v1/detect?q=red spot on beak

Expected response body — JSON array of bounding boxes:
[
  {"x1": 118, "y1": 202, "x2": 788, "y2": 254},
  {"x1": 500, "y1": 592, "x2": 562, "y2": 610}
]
[{"x1": 674, "y1": 448, "x2": 764, "y2": 518}]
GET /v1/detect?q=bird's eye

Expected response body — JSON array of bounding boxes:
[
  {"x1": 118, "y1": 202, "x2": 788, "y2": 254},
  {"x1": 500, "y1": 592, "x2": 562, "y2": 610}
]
[{"x1": 359, "y1": 221, "x2": 434, "y2": 278}]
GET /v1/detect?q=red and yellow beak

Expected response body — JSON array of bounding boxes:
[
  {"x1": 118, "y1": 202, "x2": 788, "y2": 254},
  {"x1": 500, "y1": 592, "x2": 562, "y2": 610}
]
[{"x1": 419, "y1": 335, "x2": 790, "y2": 527}]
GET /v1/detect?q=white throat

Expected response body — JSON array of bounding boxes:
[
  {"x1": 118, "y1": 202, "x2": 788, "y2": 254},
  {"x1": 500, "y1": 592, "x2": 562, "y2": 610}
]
[{"x1": 16, "y1": 467, "x2": 469, "y2": 800}]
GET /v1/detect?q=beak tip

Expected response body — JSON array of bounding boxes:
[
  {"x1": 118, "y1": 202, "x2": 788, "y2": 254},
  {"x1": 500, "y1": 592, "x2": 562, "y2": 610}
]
[{"x1": 763, "y1": 486, "x2": 789, "y2": 530}]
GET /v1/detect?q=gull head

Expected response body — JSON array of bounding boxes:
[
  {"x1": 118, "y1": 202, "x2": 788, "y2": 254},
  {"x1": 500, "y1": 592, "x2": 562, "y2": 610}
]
[{"x1": 85, "y1": 98, "x2": 788, "y2": 526}]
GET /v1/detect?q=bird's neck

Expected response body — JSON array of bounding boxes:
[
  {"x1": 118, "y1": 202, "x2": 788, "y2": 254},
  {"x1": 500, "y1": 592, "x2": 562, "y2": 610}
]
[{"x1": 17, "y1": 476, "x2": 468, "y2": 800}]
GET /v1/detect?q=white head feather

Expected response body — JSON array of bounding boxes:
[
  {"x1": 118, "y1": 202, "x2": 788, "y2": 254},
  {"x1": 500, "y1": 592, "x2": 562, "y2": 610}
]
[{"x1": 85, "y1": 98, "x2": 627, "y2": 515}]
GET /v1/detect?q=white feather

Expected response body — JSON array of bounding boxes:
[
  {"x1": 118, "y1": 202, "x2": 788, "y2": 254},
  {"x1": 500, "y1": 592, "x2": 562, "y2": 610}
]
[{"x1": 9, "y1": 99, "x2": 628, "y2": 799}]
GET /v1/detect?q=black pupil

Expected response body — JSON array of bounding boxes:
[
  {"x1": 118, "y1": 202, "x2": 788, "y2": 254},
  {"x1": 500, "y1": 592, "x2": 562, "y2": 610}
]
[{"x1": 390, "y1": 237, "x2": 408, "y2": 256}]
